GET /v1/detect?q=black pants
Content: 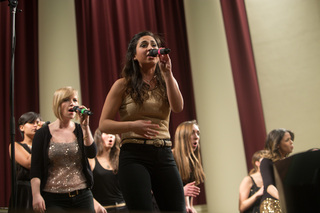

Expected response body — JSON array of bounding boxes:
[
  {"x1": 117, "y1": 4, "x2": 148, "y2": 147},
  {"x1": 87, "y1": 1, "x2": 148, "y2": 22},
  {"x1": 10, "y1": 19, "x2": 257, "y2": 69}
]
[
  {"x1": 118, "y1": 144, "x2": 186, "y2": 213},
  {"x1": 42, "y1": 188, "x2": 94, "y2": 213}
]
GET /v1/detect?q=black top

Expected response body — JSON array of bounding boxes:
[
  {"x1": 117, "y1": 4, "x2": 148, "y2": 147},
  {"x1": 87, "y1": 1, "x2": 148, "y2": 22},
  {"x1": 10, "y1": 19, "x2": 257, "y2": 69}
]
[
  {"x1": 91, "y1": 158, "x2": 125, "y2": 206},
  {"x1": 244, "y1": 176, "x2": 261, "y2": 213},
  {"x1": 16, "y1": 142, "x2": 32, "y2": 181},
  {"x1": 260, "y1": 158, "x2": 277, "y2": 203},
  {"x1": 30, "y1": 123, "x2": 97, "y2": 191}
]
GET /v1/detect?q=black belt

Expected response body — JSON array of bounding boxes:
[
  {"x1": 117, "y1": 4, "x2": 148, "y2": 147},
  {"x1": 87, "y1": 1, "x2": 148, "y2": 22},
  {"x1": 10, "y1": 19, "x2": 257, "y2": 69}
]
[
  {"x1": 121, "y1": 138, "x2": 172, "y2": 147},
  {"x1": 43, "y1": 188, "x2": 88, "y2": 198}
]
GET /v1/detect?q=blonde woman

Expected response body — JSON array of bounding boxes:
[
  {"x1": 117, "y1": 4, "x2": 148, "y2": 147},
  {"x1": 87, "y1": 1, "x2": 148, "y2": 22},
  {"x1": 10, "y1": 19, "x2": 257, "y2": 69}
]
[
  {"x1": 173, "y1": 120, "x2": 205, "y2": 213},
  {"x1": 239, "y1": 150, "x2": 266, "y2": 213},
  {"x1": 30, "y1": 86, "x2": 96, "y2": 213},
  {"x1": 260, "y1": 128, "x2": 294, "y2": 213}
]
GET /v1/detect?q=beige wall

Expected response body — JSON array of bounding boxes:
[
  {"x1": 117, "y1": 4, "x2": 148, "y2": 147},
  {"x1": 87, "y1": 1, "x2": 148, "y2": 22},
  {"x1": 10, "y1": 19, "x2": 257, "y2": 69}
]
[
  {"x1": 245, "y1": 0, "x2": 320, "y2": 152},
  {"x1": 39, "y1": 0, "x2": 81, "y2": 122},
  {"x1": 183, "y1": 0, "x2": 246, "y2": 212},
  {"x1": 39, "y1": 0, "x2": 320, "y2": 212},
  {"x1": 183, "y1": 0, "x2": 320, "y2": 212}
]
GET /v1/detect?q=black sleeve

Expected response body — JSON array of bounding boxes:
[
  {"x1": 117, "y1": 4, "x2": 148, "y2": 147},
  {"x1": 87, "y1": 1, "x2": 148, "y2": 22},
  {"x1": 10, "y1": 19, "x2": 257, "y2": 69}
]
[
  {"x1": 260, "y1": 158, "x2": 275, "y2": 190},
  {"x1": 84, "y1": 142, "x2": 97, "y2": 158},
  {"x1": 30, "y1": 127, "x2": 46, "y2": 180}
]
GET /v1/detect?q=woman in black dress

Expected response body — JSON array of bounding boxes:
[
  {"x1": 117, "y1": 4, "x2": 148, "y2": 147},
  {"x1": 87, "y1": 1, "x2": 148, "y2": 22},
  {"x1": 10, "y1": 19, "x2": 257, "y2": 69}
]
[
  {"x1": 8, "y1": 112, "x2": 43, "y2": 212},
  {"x1": 239, "y1": 150, "x2": 266, "y2": 213}
]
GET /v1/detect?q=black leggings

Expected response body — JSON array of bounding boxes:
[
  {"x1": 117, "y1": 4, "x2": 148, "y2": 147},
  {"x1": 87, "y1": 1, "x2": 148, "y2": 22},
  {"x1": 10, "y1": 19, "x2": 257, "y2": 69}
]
[{"x1": 118, "y1": 144, "x2": 186, "y2": 213}]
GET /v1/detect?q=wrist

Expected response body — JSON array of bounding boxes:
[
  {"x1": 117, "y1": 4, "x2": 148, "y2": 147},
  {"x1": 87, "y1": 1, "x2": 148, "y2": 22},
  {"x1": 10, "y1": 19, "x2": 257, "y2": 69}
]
[{"x1": 163, "y1": 71, "x2": 173, "y2": 80}]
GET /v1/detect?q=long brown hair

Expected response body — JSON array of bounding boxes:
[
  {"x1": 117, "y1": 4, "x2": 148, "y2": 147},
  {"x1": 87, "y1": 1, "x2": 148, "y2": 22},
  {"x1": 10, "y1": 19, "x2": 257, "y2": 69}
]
[
  {"x1": 94, "y1": 129, "x2": 120, "y2": 174},
  {"x1": 173, "y1": 120, "x2": 205, "y2": 185},
  {"x1": 121, "y1": 31, "x2": 168, "y2": 105}
]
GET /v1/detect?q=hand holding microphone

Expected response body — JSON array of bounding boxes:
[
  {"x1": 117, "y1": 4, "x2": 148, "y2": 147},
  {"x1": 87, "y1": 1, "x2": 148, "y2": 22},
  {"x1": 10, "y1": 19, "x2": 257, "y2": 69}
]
[
  {"x1": 148, "y1": 48, "x2": 171, "y2": 57},
  {"x1": 71, "y1": 106, "x2": 93, "y2": 116}
]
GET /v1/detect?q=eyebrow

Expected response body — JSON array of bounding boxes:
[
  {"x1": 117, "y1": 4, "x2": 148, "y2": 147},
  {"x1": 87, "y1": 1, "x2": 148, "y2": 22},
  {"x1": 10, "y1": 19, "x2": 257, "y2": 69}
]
[{"x1": 140, "y1": 39, "x2": 156, "y2": 44}]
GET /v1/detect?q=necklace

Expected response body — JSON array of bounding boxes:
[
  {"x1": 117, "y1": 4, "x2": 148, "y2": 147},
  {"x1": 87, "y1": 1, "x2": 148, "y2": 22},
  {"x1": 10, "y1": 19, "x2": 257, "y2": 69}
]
[{"x1": 143, "y1": 75, "x2": 157, "y2": 84}]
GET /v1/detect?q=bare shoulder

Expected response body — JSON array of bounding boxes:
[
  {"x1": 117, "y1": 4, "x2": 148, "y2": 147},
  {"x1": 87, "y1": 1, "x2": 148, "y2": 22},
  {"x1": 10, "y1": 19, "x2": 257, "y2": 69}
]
[
  {"x1": 113, "y1": 78, "x2": 126, "y2": 90},
  {"x1": 109, "y1": 78, "x2": 126, "y2": 97},
  {"x1": 240, "y1": 175, "x2": 253, "y2": 187}
]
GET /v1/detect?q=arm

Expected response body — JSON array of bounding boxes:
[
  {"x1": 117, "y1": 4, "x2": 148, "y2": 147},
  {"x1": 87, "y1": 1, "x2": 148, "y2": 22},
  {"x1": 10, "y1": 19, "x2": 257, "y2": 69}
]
[
  {"x1": 82, "y1": 125, "x2": 94, "y2": 147},
  {"x1": 185, "y1": 196, "x2": 197, "y2": 213},
  {"x1": 99, "y1": 79, "x2": 160, "y2": 138},
  {"x1": 78, "y1": 106, "x2": 94, "y2": 147},
  {"x1": 9, "y1": 142, "x2": 32, "y2": 169},
  {"x1": 31, "y1": 178, "x2": 46, "y2": 213},
  {"x1": 184, "y1": 182, "x2": 199, "y2": 213},
  {"x1": 93, "y1": 198, "x2": 107, "y2": 213},
  {"x1": 266, "y1": 185, "x2": 279, "y2": 200},
  {"x1": 238, "y1": 176, "x2": 264, "y2": 212},
  {"x1": 189, "y1": 197, "x2": 197, "y2": 213},
  {"x1": 159, "y1": 54, "x2": 184, "y2": 113},
  {"x1": 260, "y1": 158, "x2": 279, "y2": 200}
]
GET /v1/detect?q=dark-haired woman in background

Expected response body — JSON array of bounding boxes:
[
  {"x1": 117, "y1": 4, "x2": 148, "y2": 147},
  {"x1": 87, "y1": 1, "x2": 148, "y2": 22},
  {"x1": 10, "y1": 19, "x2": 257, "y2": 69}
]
[
  {"x1": 260, "y1": 128, "x2": 294, "y2": 213},
  {"x1": 8, "y1": 111, "x2": 43, "y2": 212}
]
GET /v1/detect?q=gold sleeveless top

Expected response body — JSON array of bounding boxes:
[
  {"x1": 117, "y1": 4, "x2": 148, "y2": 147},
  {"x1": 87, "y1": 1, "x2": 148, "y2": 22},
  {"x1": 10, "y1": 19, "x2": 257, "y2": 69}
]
[{"x1": 119, "y1": 87, "x2": 171, "y2": 140}]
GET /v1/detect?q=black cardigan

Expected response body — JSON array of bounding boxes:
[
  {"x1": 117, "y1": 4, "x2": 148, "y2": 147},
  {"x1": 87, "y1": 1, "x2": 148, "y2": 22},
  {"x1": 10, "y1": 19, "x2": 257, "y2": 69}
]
[{"x1": 30, "y1": 123, "x2": 97, "y2": 191}]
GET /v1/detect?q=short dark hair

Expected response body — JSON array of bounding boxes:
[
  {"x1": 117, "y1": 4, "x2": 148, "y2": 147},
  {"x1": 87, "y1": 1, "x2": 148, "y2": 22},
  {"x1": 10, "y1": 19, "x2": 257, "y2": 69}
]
[{"x1": 18, "y1": 111, "x2": 41, "y2": 137}]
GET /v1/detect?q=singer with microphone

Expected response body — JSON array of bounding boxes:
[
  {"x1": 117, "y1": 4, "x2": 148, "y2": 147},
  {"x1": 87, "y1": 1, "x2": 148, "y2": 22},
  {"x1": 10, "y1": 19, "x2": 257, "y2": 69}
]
[
  {"x1": 99, "y1": 31, "x2": 186, "y2": 213},
  {"x1": 30, "y1": 86, "x2": 97, "y2": 213}
]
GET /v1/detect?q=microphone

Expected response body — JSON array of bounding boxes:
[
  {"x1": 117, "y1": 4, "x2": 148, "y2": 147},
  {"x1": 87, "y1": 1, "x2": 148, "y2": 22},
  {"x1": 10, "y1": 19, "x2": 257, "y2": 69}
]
[
  {"x1": 72, "y1": 106, "x2": 93, "y2": 116},
  {"x1": 148, "y1": 48, "x2": 171, "y2": 57}
]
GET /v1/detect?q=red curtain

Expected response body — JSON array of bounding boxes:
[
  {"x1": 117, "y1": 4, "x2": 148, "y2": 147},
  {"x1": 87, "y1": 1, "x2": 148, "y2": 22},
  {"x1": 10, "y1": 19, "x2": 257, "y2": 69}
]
[
  {"x1": 74, "y1": 0, "x2": 205, "y2": 205},
  {"x1": 220, "y1": 0, "x2": 266, "y2": 172},
  {"x1": 0, "y1": 0, "x2": 39, "y2": 207}
]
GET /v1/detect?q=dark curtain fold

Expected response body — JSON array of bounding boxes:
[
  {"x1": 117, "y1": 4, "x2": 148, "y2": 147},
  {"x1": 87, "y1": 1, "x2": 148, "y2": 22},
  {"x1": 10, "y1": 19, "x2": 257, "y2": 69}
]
[
  {"x1": 74, "y1": 0, "x2": 205, "y2": 205},
  {"x1": 220, "y1": 0, "x2": 266, "y2": 171},
  {"x1": 0, "y1": 0, "x2": 39, "y2": 207}
]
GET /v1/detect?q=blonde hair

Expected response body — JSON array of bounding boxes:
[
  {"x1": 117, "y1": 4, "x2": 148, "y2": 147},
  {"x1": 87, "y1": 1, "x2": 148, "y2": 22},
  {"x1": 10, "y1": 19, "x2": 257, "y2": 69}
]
[
  {"x1": 173, "y1": 120, "x2": 205, "y2": 185},
  {"x1": 94, "y1": 129, "x2": 120, "y2": 174},
  {"x1": 52, "y1": 86, "x2": 78, "y2": 120},
  {"x1": 248, "y1": 150, "x2": 267, "y2": 175}
]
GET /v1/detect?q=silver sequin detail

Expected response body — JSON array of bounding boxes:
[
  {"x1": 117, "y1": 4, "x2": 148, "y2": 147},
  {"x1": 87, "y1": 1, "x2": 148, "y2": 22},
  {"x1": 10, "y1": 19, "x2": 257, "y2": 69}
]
[{"x1": 43, "y1": 140, "x2": 87, "y2": 193}]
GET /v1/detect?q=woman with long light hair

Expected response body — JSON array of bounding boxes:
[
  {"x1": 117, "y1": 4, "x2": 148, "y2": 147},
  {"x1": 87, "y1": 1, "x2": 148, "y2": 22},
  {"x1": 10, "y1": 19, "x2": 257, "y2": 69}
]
[
  {"x1": 88, "y1": 129, "x2": 127, "y2": 213},
  {"x1": 173, "y1": 120, "x2": 205, "y2": 213}
]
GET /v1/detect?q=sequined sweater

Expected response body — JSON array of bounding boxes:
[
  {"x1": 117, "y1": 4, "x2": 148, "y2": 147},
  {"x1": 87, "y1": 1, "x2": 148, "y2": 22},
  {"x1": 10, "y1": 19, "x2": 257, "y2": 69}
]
[{"x1": 30, "y1": 123, "x2": 97, "y2": 191}]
